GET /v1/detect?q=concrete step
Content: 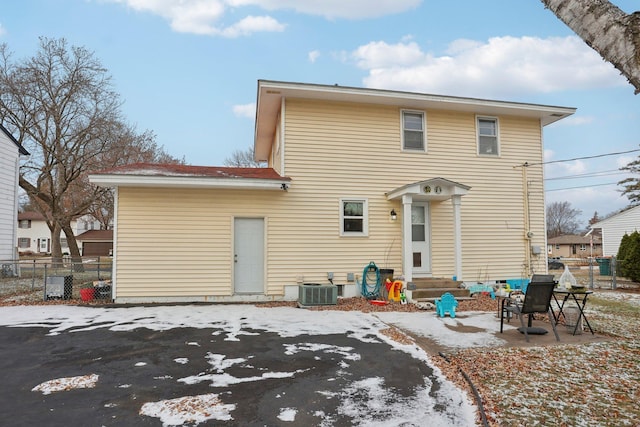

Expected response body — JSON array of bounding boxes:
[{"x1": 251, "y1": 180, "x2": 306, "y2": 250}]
[
  {"x1": 410, "y1": 287, "x2": 470, "y2": 300},
  {"x1": 411, "y1": 278, "x2": 463, "y2": 289}
]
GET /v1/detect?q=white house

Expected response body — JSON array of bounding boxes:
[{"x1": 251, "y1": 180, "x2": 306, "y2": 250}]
[
  {"x1": 591, "y1": 205, "x2": 640, "y2": 256},
  {"x1": 0, "y1": 124, "x2": 28, "y2": 267},
  {"x1": 17, "y1": 212, "x2": 104, "y2": 255}
]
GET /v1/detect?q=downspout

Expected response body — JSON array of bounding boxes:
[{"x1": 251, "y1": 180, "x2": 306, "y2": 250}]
[{"x1": 522, "y1": 163, "x2": 532, "y2": 277}]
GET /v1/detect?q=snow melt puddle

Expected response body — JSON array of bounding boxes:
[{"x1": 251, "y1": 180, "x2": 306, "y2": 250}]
[
  {"x1": 32, "y1": 374, "x2": 99, "y2": 395},
  {"x1": 139, "y1": 393, "x2": 235, "y2": 425}
]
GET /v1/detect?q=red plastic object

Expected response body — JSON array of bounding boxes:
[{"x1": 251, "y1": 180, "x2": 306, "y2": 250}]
[
  {"x1": 80, "y1": 288, "x2": 96, "y2": 301},
  {"x1": 370, "y1": 300, "x2": 388, "y2": 306}
]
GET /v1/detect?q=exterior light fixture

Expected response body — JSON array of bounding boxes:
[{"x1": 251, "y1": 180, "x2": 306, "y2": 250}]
[{"x1": 390, "y1": 209, "x2": 397, "y2": 221}]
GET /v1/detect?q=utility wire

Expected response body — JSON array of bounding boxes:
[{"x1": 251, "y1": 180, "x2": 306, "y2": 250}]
[
  {"x1": 545, "y1": 182, "x2": 619, "y2": 192},
  {"x1": 545, "y1": 169, "x2": 627, "y2": 181},
  {"x1": 524, "y1": 148, "x2": 640, "y2": 167}
]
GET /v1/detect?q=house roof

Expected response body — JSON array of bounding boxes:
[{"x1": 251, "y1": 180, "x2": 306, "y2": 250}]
[
  {"x1": 18, "y1": 211, "x2": 47, "y2": 221},
  {"x1": 386, "y1": 177, "x2": 471, "y2": 202},
  {"x1": 89, "y1": 163, "x2": 291, "y2": 191},
  {"x1": 548, "y1": 234, "x2": 601, "y2": 244},
  {"x1": 0, "y1": 123, "x2": 29, "y2": 155},
  {"x1": 254, "y1": 80, "x2": 577, "y2": 161},
  {"x1": 76, "y1": 230, "x2": 113, "y2": 241}
]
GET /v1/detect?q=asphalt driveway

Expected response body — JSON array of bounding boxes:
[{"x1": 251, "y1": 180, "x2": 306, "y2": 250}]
[{"x1": 0, "y1": 305, "x2": 476, "y2": 426}]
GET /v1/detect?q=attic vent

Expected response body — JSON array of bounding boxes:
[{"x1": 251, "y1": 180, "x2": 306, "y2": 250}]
[{"x1": 298, "y1": 284, "x2": 338, "y2": 306}]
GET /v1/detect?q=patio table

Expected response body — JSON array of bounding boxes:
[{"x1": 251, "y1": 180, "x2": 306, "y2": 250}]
[{"x1": 552, "y1": 289, "x2": 594, "y2": 335}]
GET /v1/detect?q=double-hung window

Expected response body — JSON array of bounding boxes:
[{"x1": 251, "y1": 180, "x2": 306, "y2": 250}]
[
  {"x1": 340, "y1": 199, "x2": 368, "y2": 236},
  {"x1": 477, "y1": 117, "x2": 499, "y2": 156},
  {"x1": 402, "y1": 110, "x2": 425, "y2": 151}
]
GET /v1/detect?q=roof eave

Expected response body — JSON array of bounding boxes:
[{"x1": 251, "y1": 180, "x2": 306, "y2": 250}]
[{"x1": 89, "y1": 174, "x2": 291, "y2": 191}]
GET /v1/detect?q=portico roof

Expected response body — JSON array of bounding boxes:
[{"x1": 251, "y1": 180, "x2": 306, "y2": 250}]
[{"x1": 386, "y1": 178, "x2": 470, "y2": 202}]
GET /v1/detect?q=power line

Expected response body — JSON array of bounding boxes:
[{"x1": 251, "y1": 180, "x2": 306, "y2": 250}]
[
  {"x1": 545, "y1": 182, "x2": 619, "y2": 192},
  {"x1": 525, "y1": 148, "x2": 640, "y2": 167},
  {"x1": 545, "y1": 169, "x2": 627, "y2": 181}
]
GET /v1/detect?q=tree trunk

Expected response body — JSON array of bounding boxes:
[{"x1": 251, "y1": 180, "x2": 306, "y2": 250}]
[
  {"x1": 49, "y1": 221, "x2": 64, "y2": 267},
  {"x1": 62, "y1": 222, "x2": 84, "y2": 273},
  {"x1": 541, "y1": 0, "x2": 640, "y2": 93}
]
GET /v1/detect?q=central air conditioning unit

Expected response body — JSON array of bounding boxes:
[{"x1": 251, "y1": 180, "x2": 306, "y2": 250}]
[{"x1": 298, "y1": 284, "x2": 338, "y2": 306}]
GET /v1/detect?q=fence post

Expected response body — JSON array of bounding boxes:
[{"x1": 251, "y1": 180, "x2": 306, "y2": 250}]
[
  {"x1": 31, "y1": 259, "x2": 36, "y2": 290},
  {"x1": 588, "y1": 257, "x2": 594, "y2": 290},
  {"x1": 611, "y1": 256, "x2": 617, "y2": 290},
  {"x1": 97, "y1": 256, "x2": 101, "y2": 280},
  {"x1": 43, "y1": 264, "x2": 47, "y2": 301}
]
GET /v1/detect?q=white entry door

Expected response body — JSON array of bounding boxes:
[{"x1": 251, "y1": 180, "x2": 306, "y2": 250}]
[
  {"x1": 411, "y1": 204, "x2": 431, "y2": 276},
  {"x1": 234, "y1": 218, "x2": 265, "y2": 294}
]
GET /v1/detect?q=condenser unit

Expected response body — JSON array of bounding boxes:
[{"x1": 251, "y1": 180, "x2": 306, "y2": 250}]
[{"x1": 298, "y1": 284, "x2": 337, "y2": 306}]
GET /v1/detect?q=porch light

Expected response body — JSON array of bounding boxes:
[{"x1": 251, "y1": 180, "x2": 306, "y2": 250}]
[{"x1": 390, "y1": 209, "x2": 397, "y2": 221}]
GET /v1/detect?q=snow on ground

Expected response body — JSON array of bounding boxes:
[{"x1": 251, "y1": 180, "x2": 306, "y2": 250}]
[
  {"x1": 32, "y1": 374, "x2": 99, "y2": 395},
  {"x1": 376, "y1": 311, "x2": 513, "y2": 349},
  {"x1": 1, "y1": 304, "x2": 478, "y2": 426}
]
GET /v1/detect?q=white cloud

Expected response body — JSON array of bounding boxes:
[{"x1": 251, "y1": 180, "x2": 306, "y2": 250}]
[
  {"x1": 0, "y1": 24, "x2": 6, "y2": 36},
  {"x1": 105, "y1": 0, "x2": 418, "y2": 36},
  {"x1": 227, "y1": 0, "x2": 421, "y2": 19},
  {"x1": 350, "y1": 36, "x2": 626, "y2": 98},
  {"x1": 308, "y1": 50, "x2": 320, "y2": 63},
  {"x1": 232, "y1": 102, "x2": 256, "y2": 118},
  {"x1": 106, "y1": 0, "x2": 284, "y2": 37}
]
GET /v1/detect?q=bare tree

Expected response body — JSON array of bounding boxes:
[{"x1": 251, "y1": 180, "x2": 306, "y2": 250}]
[
  {"x1": 546, "y1": 201, "x2": 583, "y2": 237},
  {"x1": 224, "y1": 146, "x2": 265, "y2": 167},
  {"x1": 0, "y1": 37, "x2": 181, "y2": 263},
  {"x1": 541, "y1": 0, "x2": 640, "y2": 93},
  {"x1": 618, "y1": 155, "x2": 640, "y2": 204}
]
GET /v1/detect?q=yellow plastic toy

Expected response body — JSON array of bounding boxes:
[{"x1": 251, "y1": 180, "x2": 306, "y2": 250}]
[{"x1": 386, "y1": 279, "x2": 403, "y2": 302}]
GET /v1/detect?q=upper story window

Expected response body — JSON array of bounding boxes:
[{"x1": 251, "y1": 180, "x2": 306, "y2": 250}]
[
  {"x1": 402, "y1": 110, "x2": 425, "y2": 151},
  {"x1": 18, "y1": 220, "x2": 31, "y2": 229},
  {"x1": 340, "y1": 199, "x2": 368, "y2": 236},
  {"x1": 477, "y1": 117, "x2": 499, "y2": 156}
]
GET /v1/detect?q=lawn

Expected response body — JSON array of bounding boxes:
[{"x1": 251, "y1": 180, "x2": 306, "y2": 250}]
[{"x1": 439, "y1": 291, "x2": 640, "y2": 426}]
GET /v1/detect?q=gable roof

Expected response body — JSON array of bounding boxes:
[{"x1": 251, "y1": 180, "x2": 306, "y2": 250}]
[
  {"x1": 76, "y1": 230, "x2": 113, "y2": 241},
  {"x1": 548, "y1": 234, "x2": 601, "y2": 245},
  {"x1": 89, "y1": 163, "x2": 291, "y2": 191},
  {"x1": 254, "y1": 80, "x2": 576, "y2": 161},
  {"x1": 18, "y1": 211, "x2": 47, "y2": 221},
  {"x1": 0, "y1": 123, "x2": 29, "y2": 155}
]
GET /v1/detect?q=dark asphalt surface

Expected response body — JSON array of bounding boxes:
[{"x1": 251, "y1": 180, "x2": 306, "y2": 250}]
[{"x1": 0, "y1": 322, "x2": 464, "y2": 426}]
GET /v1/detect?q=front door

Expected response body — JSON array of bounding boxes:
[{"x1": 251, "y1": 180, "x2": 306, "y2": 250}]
[
  {"x1": 411, "y1": 204, "x2": 431, "y2": 276},
  {"x1": 234, "y1": 218, "x2": 265, "y2": 294}
]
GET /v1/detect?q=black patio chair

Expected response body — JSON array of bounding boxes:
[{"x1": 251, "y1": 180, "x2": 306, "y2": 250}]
[{"x1": 500, "y1": 279, "x2": 560, "y2": 342}]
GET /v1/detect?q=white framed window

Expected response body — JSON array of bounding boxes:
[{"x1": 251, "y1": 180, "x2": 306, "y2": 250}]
[
  {"x1": 18, "y1": 238, "x2": 30, "y2": 248},
  {"x1": 580, "y1": 244, "x2": 586, "y2": 251},
  {"x1": 401, "y1": 110, "x2": 425, "y2": 151},
  {"x1": 340, "y1": 198, "x2": 368, "y2": 236},
  {"x1": 18, "y1": 220, "x2": 31, "y2": 229},
  {"x1": 477, "y1": 116, "x2": 499, "y2": 156}
]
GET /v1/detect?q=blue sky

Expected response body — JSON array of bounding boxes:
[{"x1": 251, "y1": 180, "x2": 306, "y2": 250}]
[{"x1": 1, "y1": 0, "x2": 639, "y2": 227}]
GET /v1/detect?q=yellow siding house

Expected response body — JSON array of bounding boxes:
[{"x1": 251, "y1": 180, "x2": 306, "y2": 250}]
[{"x1": 90, "y1": 80, "x2": 575, "y2": 303}]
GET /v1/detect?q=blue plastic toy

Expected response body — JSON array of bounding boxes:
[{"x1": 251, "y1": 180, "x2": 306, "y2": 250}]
[{"x1": 435, "y1": 292, "x2": 458, "y2": 318}]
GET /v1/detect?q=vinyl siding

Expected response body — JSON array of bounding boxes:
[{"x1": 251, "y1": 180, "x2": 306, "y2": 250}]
[
  {"x1": 114, "y1": 97, "x2": 549, "y2": 299},
  {"x1": 280, "y1": 99, "x2": 547, "y2": 281},
  {"x1": 0, "y1": 133, "x2": 19, "y2": 261},
  {"x1": 596, "y1": 206, "x2": 640, "y2": 256}
]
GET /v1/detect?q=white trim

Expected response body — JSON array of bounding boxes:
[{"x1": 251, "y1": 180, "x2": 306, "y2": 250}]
[
  {"x1": 476, "y1": 115, "x2": 500, "y2": 156},
  {"x1": 111, "y1": 187, "x2": 118, "y2": 299},
  {"x1": 339, "y1": 198, "x2": 369, "y2": 237},
  {"x1": 280, "y1": 97, "x2": 286, "y2": 176},
  {"x1": 400, "y1": 109, "x2": 426, "y2": 152},
  {"x1": 89, "y1": 174, "x2": 289, "y2": 190}
]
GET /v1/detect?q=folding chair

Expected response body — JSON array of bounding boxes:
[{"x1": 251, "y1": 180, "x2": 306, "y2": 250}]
[{"x1": 500, "y1": 279, "x2": 560, "y2": 342}]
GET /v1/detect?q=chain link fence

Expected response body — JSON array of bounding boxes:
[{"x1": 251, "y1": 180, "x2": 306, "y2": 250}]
[{"x1": 0, "y1": 257, "x2": 113, "y2": 301}]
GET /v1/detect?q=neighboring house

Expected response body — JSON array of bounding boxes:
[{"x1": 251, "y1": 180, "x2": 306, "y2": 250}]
[
  {"x1": 590, "y1": 205, "x2": 640, "y2": 256},
  {"x1": 76, "y1": 230, "x2": 113, "y2": 256},
  {"x1": 547, "y1": 234, "x2": 602, "y2": 258},
  {"x1": 90, "y1": 80, "x2": 575, "y2": 303},
  {"x1": 0, "y1": 124, "x2": 29, "y2": 266},
  {"x1": 17, "y1": 211, "x2": 102, "y2": 255}
]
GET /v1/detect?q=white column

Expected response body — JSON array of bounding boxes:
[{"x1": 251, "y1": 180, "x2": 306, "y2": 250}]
[
  {"x1": 402, "y1": 195, "x2": 413, "y2": 282},
  {"x1": 452, "y1": 195, "x2": 463, "y2": 281}
]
